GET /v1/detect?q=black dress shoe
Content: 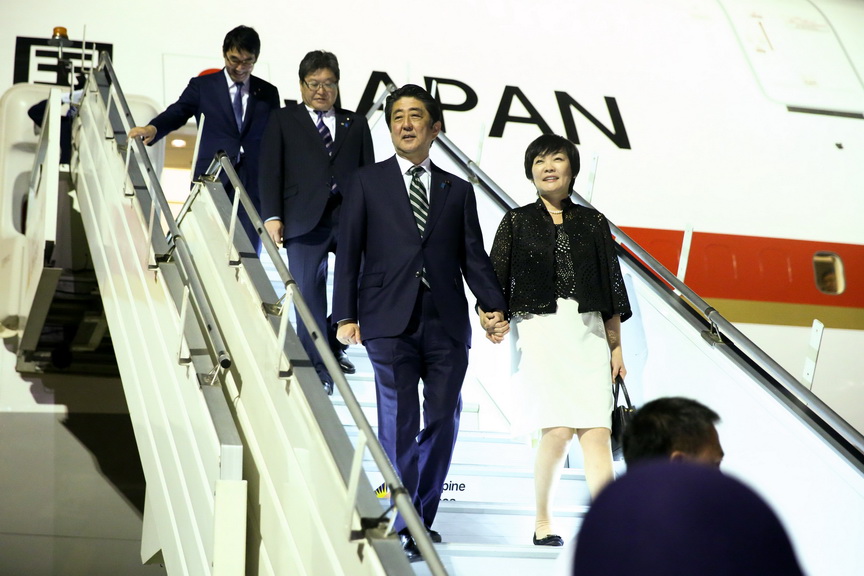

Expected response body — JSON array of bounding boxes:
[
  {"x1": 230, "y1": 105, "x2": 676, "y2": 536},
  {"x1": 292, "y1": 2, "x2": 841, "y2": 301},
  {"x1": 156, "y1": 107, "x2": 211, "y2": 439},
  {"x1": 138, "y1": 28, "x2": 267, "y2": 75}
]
[
  {"x1": 321, "y1": 380, "x2": 334, "y2": 396},
  {"x1": 336, "y1": 351, "x2": 356, "y2": 374},
  {"x1": 426, "y1": 527, "x2": 442, "y2": 543},
  {"x1": 533, "y1": 532, "x2": 564, "y2": 546},
  {"x1": 399, "y1": 532, "x2": 422, "y2": 562}
]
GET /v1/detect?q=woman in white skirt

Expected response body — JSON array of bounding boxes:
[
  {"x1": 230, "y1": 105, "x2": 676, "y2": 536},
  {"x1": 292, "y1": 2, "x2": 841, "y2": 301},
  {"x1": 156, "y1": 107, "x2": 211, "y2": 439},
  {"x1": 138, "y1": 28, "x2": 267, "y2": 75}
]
[{"x1": 483, "y1": 134, "x2": 631, "y2": 546}]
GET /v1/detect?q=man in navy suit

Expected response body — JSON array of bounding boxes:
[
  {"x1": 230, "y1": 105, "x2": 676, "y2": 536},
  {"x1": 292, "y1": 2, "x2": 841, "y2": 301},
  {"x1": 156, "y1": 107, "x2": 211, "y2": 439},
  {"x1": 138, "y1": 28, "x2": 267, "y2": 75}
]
[
  {"x1": 128, "y1": 25, "x2": 280, "y2": 251},
  {"x1": 259, "y1": 51, "x2": 374, "y2": 394},
  {"x1": 333, "y1": 84, "x2": 508, "y2": 561}
]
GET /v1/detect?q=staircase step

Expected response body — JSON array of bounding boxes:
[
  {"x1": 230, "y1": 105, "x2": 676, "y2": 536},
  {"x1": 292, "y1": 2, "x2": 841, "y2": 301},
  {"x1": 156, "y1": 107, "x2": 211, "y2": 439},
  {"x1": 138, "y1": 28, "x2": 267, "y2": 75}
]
[
  {"x1": 335, "y1": 372, "x2": 376, "y2": 401},
  {"x1": 439, "y1": 464, "x2": 589, "y2": 506},
  {"x1": 264, "y1": 251, "x2": 592, "y2": 572},
  {"x1": 339, "y1": 347, "x2": 375, "y2": 375},
  {"x1": 345, "y1": 425, "x2": 536, "y2": 468},
  {"x1": 411, "y1": 543, "x2": 563, "y2": 576},
  {"x1": 331, "y1": 393, "x2": 482, "y2": 431},
  {"x1": 363, "y1": 461, "x2": 589, "y2": 508},
  {"x1": 431, "y1": 500, "x2": 586, "y2": 547}
]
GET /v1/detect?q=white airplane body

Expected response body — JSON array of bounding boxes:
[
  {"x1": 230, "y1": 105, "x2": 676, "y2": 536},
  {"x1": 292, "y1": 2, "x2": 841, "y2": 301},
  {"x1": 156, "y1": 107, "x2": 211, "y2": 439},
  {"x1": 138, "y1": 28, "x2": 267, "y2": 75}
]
[{"x1": 1, "y1": 1, "x2": 863, "y2": 574}]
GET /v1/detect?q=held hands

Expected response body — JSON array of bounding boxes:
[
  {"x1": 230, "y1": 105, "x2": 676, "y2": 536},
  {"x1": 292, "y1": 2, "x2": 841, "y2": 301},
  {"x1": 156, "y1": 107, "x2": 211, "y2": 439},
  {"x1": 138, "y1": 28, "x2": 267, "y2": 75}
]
[
  {"x1": 478, "y1": 308, "x2": 509, "y2": 344},
  {"x1": 128, "y1": 124, "x2": 157, "y2": 145},
  {"x1": 337, "y1": 321, "x2": 362, "y2": 346}
]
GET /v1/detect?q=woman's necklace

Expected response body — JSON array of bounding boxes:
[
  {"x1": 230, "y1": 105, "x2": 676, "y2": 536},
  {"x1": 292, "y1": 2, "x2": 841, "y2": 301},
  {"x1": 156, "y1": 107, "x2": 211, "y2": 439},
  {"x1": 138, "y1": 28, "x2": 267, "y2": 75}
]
[{"x1": 547, "y1": 208, "x2": 563, "y2": 215}]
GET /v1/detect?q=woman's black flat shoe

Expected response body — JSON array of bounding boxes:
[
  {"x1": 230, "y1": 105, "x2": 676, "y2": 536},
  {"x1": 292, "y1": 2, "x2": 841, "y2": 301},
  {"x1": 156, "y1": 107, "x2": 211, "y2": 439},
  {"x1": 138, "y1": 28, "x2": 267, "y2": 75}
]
[{"x1": 533, "y1": 532, "x2": 564, "y2": 546}]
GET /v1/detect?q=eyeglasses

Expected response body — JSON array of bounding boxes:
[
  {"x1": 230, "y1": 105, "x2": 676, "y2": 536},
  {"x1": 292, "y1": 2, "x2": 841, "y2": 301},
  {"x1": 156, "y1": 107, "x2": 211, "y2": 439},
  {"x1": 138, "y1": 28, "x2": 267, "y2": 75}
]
[
  {"x1": 225, "y1": 55, "x2": 256, "y2": 67},
  {"x1": 304, "y1": 80, "x2": 338, "y2": 92}
]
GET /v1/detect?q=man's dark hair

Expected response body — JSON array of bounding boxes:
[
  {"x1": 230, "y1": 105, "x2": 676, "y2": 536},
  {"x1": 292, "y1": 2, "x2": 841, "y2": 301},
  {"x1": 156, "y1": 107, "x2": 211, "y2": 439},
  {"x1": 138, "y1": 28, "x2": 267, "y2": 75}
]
[
  {"x1": 523, "y1": 134, "x2": 580, "y2": 191},
  {"x1": 623, "y1": 397, "x2": 720, "y2": 466},
  {"x1": 298, "y1": 50, "x2": 340, "y2": 81},
  {"x1": 222, "y1": 25, "x2": 261, "y2": 58},
  {"x1": 384, "y1": 84, "x2": 441, "y2": 130}
]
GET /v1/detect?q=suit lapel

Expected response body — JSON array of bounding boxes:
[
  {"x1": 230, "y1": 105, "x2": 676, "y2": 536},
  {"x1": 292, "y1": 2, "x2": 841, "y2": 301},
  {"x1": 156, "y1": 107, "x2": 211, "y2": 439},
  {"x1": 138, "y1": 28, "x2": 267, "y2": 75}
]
[
  {"x1": 384, "y1": 157, "x2": 422, "y2": 237},
  {"x1": 215, "y1": 70, "x2": 237, "y2": 133},
  {"x1": 331, "y1": 110, "x2": 352, "y2": 157},
  {"x1": 424, "y1": 163, "x2": 451, "y2": 239},
  {"x1": 241, "y1": 76, "x2": 263, "y2": 135},
  {"x1": 295, "y1": 103, "x2": 330, "y2": 156}
]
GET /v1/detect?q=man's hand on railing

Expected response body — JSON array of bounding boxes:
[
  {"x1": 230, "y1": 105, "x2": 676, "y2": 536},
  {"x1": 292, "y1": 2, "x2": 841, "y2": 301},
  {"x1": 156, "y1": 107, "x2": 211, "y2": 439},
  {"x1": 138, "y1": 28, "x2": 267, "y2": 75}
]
[
  {"x1": 337, "y1": 320, "x2": 362, "y2": 346},
  {"x1": 128, "y1": 124, "x2": 157, "y2": 145},
  {"x1": 264, "y1": 219, "x2": 283, "y2": 246}
]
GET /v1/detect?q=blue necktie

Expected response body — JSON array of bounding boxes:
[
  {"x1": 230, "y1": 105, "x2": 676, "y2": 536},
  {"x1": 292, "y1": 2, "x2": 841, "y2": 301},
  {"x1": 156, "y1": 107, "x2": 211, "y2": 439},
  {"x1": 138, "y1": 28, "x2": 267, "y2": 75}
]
[
  {"x1": 317, "y1": 111, "x2": 338, "y2": 195},
  {"x1": 316, "y1": 110, "x2": 333, "y2": 155},
  {"x1": 232, "y1": 82, "x2": 244, "y2": 131}
]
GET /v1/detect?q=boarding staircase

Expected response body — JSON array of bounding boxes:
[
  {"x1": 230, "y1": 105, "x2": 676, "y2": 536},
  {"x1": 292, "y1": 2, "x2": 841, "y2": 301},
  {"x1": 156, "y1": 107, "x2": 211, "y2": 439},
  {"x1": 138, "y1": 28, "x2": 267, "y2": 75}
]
[
  {"x1": 5, "y1": 51, "x2": 864, "y2": 576},
  {"x1": 314, "y1": 296, "x2": 587, "y2": 575}
]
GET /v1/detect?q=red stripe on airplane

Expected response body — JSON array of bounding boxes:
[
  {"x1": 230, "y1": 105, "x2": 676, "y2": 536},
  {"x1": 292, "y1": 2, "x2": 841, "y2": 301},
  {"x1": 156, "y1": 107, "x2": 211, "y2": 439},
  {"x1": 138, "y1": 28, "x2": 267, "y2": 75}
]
[{"x1": 620, "y1": 228, "x2": 864, "y2": 308}]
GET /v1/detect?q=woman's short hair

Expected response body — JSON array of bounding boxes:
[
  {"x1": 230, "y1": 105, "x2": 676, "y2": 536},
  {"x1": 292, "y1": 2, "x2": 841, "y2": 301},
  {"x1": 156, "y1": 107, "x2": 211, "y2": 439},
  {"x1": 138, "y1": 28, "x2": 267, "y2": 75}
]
[{"x1": 523, "y1": 134, "x2": 580, "y2": 191}]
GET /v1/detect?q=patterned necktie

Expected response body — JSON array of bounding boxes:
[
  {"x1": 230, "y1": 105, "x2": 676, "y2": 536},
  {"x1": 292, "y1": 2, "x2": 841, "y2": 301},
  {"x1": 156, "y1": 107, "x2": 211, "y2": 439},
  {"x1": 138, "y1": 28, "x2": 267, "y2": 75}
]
[
  {"x1": 408, "y1": 165, "x2": 429, "y2": 236},
  {"x1": 317, "y1": 110, "x2": 338, "y2": 195},
  {"x1": 232, "y1": 82, "x2": 244, "y2": 131},
  {"x1": 316, "y1": 110, "x2": 333, "y2": 155},
  {"x1": 409, "y1": 166, "x2": 431, "y2": 288}
]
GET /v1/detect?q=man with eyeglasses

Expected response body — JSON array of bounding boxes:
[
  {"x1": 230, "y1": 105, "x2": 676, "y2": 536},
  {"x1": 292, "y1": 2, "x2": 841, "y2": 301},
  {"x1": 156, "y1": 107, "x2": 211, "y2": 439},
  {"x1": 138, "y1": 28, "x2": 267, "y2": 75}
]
[
  {"x1": 128, "y1": 25, "x2": 280, "y2": 251},
  {"x1": 259, "y1": 50, "x2": 374, "y2": 395}
]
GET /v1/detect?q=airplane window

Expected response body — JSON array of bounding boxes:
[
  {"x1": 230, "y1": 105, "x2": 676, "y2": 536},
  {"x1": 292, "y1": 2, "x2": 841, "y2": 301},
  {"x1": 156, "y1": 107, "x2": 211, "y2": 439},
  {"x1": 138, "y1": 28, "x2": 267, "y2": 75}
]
[{"x1": 813, "y1": 252, "x2": 844, "y2": 295}]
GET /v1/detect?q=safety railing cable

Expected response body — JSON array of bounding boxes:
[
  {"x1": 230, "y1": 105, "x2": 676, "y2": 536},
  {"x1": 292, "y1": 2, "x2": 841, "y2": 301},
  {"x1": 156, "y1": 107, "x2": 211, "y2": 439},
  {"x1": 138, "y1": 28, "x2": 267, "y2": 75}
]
[{"x1": 567, "y1": 190, "x2": 864, "y2": 462}]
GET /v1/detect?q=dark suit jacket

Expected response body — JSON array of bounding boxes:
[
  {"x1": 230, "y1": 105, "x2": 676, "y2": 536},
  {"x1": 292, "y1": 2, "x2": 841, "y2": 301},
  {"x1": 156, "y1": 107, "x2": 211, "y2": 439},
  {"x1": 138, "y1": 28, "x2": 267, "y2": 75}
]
[
  {"x1": 258, "y1": 103, "x2": 374, "y2": 239},
  {"x1": 147, "y1": 70, "x2": 280, "y2": 200},
  {"x1": 333, "y1": 156, "x2": 507, "y2": 345}
]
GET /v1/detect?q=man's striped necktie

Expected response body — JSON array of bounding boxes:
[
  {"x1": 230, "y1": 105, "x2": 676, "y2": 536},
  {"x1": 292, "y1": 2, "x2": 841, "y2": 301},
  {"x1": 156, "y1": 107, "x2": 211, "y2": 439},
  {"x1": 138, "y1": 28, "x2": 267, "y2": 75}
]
[{"x1": 408, "y1": 165, "x2": 431, "y2": 288}]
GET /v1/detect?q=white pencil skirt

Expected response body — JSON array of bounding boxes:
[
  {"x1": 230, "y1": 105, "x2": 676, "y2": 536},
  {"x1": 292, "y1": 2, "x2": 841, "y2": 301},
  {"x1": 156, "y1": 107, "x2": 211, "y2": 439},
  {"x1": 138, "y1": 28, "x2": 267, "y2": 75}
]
[{"x1": 508, "y1": 298, "x2": 613, "y2": 437}]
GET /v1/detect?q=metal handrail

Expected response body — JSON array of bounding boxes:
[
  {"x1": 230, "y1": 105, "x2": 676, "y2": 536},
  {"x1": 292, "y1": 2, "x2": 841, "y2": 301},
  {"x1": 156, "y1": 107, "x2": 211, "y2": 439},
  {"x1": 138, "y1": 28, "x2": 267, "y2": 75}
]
[
  {"x1": 207, "y1": 152, "x2": 449, "y2": 575},
  {"x1": 569, "y1": 190, "x2": 864, "y2": 458},
  {"x1": 96, "y1": 52, "x2": 231, "y2": 370},
  {"x1": 435, "y1": 132, "x2": 518, "y2": 212},
  {"x1": 365, "y1": 82, "x2": 396, "y2": 122}
]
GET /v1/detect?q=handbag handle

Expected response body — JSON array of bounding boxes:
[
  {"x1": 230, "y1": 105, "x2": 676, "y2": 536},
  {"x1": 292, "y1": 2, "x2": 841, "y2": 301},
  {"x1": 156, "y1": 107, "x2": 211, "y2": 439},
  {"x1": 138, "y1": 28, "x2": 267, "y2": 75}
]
[{"x1": 613, "y1": 375, "x2": 633, "y2": 409}]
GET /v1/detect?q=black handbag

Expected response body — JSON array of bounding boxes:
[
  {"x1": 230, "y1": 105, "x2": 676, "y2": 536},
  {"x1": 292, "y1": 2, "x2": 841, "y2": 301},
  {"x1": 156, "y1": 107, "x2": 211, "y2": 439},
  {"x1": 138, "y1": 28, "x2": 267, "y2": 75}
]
[{"x1": 611, "y1": 375, "x2": 635, "y2": 461}]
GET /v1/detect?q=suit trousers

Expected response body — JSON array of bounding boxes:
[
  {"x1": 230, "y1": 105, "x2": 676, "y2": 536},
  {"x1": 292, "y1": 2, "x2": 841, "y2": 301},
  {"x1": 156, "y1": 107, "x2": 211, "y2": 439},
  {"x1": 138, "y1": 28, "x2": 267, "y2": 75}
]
[
  {"x1": 364, "y1": 284, "x2": 469, "y2": 533},
  {"x1": 284, "y1": 197, "x2": 343, "y2": 383}
]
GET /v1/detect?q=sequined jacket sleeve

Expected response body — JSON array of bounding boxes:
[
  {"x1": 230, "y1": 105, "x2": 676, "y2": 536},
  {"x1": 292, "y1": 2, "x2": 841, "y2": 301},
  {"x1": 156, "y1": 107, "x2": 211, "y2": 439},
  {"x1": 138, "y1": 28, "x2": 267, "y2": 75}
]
[
  {"x1": 489, "y1": 210, "x2": 516, "y2": 309},
  {"x1": 489, "y1": 199, "x2": 631, "y2": 322}
]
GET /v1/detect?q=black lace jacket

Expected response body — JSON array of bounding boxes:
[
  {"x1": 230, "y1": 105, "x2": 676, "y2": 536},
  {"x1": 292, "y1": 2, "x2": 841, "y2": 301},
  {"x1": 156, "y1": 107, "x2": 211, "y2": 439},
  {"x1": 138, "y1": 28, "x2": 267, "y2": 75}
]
[{"x1": 490, "y1": 198, "x2": 632, "y2": 322}]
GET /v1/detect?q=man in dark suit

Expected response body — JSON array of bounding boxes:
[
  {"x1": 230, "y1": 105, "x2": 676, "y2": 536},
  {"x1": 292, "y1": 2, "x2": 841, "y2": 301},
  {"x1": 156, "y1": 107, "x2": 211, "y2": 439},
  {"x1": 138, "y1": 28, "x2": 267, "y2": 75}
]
[
  {"x1": 259, "y1": 51, "x2": 374, "y2": 394},
  {"x1": 128, "y1": 25, "x2": 279, "y2": 251},
  {"x1": 333, "y1": 84, "x2": 509, "y2": 561}
]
